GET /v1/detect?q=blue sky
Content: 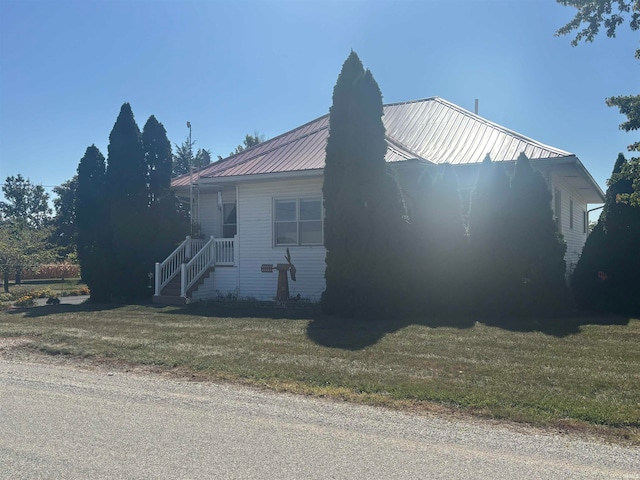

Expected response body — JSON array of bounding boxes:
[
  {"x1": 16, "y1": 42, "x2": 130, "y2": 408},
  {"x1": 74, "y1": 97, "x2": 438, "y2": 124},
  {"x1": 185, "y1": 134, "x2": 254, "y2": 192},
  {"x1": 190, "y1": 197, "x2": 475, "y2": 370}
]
[{"x1": 0, "y1": 0, "x2": 638, "y2": 208}]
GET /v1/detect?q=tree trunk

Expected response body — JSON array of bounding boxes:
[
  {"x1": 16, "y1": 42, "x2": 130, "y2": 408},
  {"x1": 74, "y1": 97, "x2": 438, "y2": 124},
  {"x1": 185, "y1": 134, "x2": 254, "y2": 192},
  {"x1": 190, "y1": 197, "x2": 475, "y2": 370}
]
[
  {"x1": 3, "y1": 271, "x2": 9, "y2": 293},
  {"x1": 15, "y1": 266, "x2": 22, "y2": 285}
]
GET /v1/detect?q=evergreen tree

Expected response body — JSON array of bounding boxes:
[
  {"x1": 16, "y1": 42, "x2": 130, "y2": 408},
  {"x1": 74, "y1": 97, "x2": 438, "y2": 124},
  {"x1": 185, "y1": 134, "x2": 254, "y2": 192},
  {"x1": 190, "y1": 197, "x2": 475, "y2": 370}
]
[
  {"x1": 467, "y1": 155, "x2": 513, "y2": 315},
  {"x1": 570, "y1": 220, "x2": 609, "y2": 311},
  {"x1": 321, "y1": 52, "x2": 406, "y2": 317},
  {"x1": 144, "y1": 115, "x2": 172, "y2": 203},
  {"x1": 106, "y1": 103, "x2": 149, "y2": 301},
  {"x1": 408, "y1": 166, "x2": 436, "y2": 311},
  {"x1": 143, "y1": 115, "x2": 189, "y2": 265},
  {"x1": 421, "y1": 163, "x2": 468, "y2": 313},
  {"x1": 509, "y1": 153, "x2": 566, "y2": 313},
  {"x1": 76, "y1": 145, "x2": 111, "y2": 302},
  {"x1": 602, "y1": 154, "x2": 640, "y2": 313}
]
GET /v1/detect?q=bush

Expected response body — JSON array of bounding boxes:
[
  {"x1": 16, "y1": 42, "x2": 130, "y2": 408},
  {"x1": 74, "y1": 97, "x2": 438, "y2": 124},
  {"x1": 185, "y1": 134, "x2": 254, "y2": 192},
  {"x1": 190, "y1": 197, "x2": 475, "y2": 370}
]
[{"x1": 14, "y1": 295, "x2": 35, "y2": 307}]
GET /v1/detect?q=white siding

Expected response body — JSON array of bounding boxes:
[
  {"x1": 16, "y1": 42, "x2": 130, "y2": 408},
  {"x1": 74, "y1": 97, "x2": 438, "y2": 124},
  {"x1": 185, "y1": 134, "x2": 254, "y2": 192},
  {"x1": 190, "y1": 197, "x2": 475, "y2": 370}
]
[
  {"x1": 550, "y1": 172, "x2": 589, "y2": 269},
  {"x1": 237, "y1": 177, "x2": 326, "y2": 301},
  {"x1": 191, "y1": 266, "x2": 238, "y2": 301}
]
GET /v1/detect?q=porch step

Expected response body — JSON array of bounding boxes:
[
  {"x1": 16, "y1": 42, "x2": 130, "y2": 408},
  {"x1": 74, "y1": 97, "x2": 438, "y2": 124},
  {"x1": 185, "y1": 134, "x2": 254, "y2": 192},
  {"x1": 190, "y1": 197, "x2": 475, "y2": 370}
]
[{"x1": 154, "y1": 267, "x2": 215, "y2": 305}]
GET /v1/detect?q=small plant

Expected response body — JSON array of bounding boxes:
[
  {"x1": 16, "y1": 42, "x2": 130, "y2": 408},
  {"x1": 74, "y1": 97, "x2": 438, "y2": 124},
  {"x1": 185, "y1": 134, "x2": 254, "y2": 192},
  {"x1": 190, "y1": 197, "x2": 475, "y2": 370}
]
[
  {"x1": 14, "y1": 295, "x2": 36, "y2": 307},
  {"x1": 46, "y1": 296, "x2": 61, "y2": 305}
]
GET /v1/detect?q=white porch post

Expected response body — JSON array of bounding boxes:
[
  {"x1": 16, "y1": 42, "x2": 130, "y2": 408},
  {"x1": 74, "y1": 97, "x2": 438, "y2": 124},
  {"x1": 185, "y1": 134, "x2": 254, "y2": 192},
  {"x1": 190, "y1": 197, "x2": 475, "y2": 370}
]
[
  {"x1": 185, "y1": 235, "x2": 192, "y2": 259},
  {"x1": 233, "y1": 234, "x2": 238, "y2": 265},
  {"x1": 154, "y1": 262, "x2": 160, "y2": 296},
  {"x1": 180, "y1": 263, "x2": 187, "y2": 297}
]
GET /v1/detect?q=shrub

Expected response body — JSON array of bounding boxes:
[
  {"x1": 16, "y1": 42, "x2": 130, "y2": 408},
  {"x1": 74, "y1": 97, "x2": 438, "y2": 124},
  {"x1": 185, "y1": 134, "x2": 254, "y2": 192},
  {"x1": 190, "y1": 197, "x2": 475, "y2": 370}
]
[
  {"x1": 46, "y1": 296, "x2": 61, "y2": 305},
  {"x1": 14, "y1": 295, "x2": 35, "y2": 307}
]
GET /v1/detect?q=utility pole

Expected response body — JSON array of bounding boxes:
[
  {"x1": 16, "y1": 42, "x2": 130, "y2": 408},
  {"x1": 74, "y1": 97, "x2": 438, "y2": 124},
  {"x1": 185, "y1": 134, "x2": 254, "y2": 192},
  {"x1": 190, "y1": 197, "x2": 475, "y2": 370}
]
[{"x1": 187, "y1": 121, "x2": 193, "y2": 236}]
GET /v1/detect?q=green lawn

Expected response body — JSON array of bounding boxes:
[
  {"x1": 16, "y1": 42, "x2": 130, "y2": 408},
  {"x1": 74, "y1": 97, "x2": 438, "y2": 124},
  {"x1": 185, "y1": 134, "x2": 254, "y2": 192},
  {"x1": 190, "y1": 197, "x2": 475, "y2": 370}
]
[{"x1": 1, "y1": 301, "x2": 638, "y2": 443}]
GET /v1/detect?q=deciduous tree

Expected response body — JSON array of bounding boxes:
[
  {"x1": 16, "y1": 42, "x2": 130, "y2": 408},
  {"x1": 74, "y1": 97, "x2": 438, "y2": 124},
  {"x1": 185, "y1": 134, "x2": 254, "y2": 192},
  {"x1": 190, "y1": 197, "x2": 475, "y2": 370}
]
[
  {"x1": 557, "y1": 0, "x2": 640, "y2": 208},
  {"x1": 0, "y1": 174, "x2": 51, "y2": 228},
  {"x1": 51, "y1": 175, "x2": 78, "y2": 260}
]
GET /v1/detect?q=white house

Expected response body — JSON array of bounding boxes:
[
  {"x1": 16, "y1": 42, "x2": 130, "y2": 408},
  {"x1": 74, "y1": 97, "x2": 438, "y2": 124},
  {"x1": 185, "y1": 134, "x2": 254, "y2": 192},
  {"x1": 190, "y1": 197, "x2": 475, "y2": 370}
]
[{"x1": 154, "y1": 97, "x2": 605, "y2": 304}]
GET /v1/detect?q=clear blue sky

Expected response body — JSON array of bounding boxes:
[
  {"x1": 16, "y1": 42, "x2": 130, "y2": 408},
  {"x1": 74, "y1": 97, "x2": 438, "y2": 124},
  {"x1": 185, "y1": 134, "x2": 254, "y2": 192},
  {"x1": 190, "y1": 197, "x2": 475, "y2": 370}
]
[{"x1": 0, "y1": 0, "x2": 638, "y2": 207}]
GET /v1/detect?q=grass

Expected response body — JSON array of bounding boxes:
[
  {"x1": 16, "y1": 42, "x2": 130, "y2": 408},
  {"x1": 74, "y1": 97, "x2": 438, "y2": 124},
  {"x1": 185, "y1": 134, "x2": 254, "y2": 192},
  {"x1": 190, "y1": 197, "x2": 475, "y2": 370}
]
[{"x1": 0, "y1": 301, "x2": 638, "y2": 444}]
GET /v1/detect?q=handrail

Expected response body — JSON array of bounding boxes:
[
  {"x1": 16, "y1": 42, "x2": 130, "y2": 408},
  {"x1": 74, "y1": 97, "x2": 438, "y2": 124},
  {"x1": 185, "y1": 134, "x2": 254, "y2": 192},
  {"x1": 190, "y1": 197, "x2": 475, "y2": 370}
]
[
  {"x1": 155, "y1": 236, "x2": 190, "y2": 296},
  {"x1": 182, "y1": 236, "x2": 215, "y2": 296}
]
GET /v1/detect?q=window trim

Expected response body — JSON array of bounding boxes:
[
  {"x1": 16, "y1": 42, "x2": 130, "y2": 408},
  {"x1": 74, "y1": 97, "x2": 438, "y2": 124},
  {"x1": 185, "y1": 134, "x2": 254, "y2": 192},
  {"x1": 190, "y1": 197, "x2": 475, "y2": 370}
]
[{"x1": 273, "y1": 197, "x2": 323, "y2": 247}]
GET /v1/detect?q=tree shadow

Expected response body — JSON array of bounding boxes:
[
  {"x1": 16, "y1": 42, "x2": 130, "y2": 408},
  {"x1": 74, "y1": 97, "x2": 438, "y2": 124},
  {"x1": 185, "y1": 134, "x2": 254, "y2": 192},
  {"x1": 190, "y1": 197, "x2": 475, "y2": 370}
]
[
  {"x1": 161, "y1": 300, "x2": 323, "y2": 321},
  {"x1": 7, "y1": 302, "x2": 123, "y2": 319},
  {"x1": 479, "y1": 312, "x2": 634, "y2": 337},
  {"x1": 306, "y1": 313, "x2": 476, "y2": 351}
]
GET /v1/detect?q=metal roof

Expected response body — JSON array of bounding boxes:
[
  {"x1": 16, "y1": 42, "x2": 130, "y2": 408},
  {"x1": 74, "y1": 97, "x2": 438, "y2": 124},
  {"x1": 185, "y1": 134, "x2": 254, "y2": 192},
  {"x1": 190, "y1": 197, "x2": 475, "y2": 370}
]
[{"x1": 173, "y1": 97, "x2": 574, "y2": 188}]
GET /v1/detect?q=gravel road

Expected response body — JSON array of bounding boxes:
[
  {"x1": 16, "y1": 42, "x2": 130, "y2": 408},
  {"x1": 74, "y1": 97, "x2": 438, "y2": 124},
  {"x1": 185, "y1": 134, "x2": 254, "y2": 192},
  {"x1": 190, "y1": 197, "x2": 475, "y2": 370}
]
[{"x1": 1, "y1": 357, "x2": 638, "y2": 479}]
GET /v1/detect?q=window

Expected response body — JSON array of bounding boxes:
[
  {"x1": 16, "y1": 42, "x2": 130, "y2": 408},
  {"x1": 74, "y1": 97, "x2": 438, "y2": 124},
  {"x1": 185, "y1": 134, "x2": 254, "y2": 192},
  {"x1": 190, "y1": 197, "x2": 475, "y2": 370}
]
[
  {"x1": 274, "y1": 198, "x2": 323, "y2": 246},
  {"x1": 554, "y1": 188, "x2": 562, "y2": 233},
  {"x1": 569, "y1": 198, "x2": 574, "y2": 230},
  {"x1": 222, "y1": 203, "x2": 237, "y2": 238}
]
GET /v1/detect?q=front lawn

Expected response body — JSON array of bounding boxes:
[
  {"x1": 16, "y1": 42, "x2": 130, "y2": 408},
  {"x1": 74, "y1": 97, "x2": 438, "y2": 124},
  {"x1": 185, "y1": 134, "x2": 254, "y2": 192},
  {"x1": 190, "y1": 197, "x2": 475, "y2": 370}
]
[{"x1": 0, "y1": 302, "x2": 638, "y2": 443}]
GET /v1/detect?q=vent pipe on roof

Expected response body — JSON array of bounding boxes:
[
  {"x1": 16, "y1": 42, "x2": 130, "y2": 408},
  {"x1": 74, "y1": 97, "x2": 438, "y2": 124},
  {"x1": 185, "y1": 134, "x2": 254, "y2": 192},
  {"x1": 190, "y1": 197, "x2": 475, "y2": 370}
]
[{"x1": 474, "y1": 99, "x2": 479, "y2": 115}]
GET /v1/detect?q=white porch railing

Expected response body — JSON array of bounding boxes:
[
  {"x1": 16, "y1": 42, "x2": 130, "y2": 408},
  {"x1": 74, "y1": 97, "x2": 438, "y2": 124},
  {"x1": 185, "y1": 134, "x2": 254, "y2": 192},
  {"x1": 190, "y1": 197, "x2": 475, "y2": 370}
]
[
  {"x1": 181, "y1": 236, "x2": 215, "y2": 296},
  {"x1": 155, "y1": 235, "x2": 237, "y2": 297},
  {"x1": 214, "y1": 236, "x2": 236, "y2": 265},
  {"x1": 154, "y1": 236, "x2": 205, "y2": 296}
]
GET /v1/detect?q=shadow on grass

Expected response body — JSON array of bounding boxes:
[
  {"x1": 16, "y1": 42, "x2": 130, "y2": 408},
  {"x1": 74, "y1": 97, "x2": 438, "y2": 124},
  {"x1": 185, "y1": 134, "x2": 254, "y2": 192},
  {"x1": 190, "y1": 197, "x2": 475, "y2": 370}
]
[
  {"x1": 307, "y1": 313, "x2": 476, "y2": 350},
  {"x1": 6, "y1": 301, "x2": 124, "y2": 318},
  {"x1": 168, "y1": 301, "x2": 477, "y2": 350},
  {"x1": 479, "y1": 313, "x2": 634, "y2": 337}
]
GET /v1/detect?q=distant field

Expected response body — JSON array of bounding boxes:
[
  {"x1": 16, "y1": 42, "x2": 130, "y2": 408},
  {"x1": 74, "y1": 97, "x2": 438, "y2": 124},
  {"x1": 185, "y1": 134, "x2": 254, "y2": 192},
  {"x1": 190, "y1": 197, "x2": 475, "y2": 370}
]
[{"x1": 0, "y1": 302, "x2": 638, "y2": 444}]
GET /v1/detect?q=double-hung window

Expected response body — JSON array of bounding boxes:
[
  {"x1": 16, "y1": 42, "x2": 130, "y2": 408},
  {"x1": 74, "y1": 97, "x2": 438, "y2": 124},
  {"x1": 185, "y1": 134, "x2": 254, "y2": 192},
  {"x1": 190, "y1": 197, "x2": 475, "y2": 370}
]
[{"x1": 274, "y1": 198, "x2": 323, "y2": 246}]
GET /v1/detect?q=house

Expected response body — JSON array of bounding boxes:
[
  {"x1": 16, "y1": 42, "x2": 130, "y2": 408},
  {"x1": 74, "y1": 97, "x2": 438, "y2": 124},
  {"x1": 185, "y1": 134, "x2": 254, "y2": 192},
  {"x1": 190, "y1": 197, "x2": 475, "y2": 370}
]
[{"x1": 154, "y1": 97, "x2": 605, "y2": 304}]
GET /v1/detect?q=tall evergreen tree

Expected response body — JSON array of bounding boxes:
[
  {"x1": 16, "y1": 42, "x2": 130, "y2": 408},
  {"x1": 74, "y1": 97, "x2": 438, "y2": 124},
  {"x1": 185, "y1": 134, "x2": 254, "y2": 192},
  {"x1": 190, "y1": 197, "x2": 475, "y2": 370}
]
[
  {"x1": 106, "y1": 103, "x2": 149, "y2": 301},
  {"x1": 573, "y1": 153, "x2": 640, "y2": 314},
  {"x1": 143, "y1": 115, "x2": 189, "y2": 265},
  {"x1": 322, "y1": 52, "x2": 406, "y2": 317},
  {"x1": 144, "y1": 115, "x2": 172, "y2": 203},
  {"x1": 467, "y1": 155, "x2": 513, "y2": 314},
  {"x1": 76, "y1": 145, "x2": 111, "y2": 302},
  {"x1": 421, "y1": 163, "x2": 468, "y2": 313},
  {"x1": 509, "y1": 152, "x2": 566, "y2": 313}
]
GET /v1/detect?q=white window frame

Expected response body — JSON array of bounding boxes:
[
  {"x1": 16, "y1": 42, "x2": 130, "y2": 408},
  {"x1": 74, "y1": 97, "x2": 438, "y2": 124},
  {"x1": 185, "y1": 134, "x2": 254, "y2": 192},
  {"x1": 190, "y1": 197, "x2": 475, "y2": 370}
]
[{"x1": 273, "y1": 197, "x2": 323, "y2": 247}]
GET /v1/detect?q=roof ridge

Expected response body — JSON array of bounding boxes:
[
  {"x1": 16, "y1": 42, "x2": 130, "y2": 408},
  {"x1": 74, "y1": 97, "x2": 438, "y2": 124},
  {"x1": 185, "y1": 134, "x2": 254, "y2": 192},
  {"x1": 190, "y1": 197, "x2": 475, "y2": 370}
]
[
  {"x1": 431, "y1": 97, "x2": 572, "y2": 157},
  {"x1": 384, "y1": 132, "x2": 432, "y2": 163},
  {"x1": 383, "y1": 96, "x2": 440, "y2": 108}
]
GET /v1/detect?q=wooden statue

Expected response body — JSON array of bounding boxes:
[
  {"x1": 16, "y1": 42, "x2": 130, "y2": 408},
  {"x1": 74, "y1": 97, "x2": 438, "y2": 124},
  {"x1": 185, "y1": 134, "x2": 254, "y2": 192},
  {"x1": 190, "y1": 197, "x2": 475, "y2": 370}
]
[{"x1": 261, "y1": 248, "x2": 296, "y2": 303}]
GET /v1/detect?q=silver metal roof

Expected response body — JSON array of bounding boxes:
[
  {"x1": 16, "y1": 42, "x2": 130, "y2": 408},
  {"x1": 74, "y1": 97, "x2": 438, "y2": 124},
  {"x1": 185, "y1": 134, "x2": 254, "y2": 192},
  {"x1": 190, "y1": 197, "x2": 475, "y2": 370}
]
[{"x1": 173, "y1": 97, "x2": 578, "y2": 188}]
